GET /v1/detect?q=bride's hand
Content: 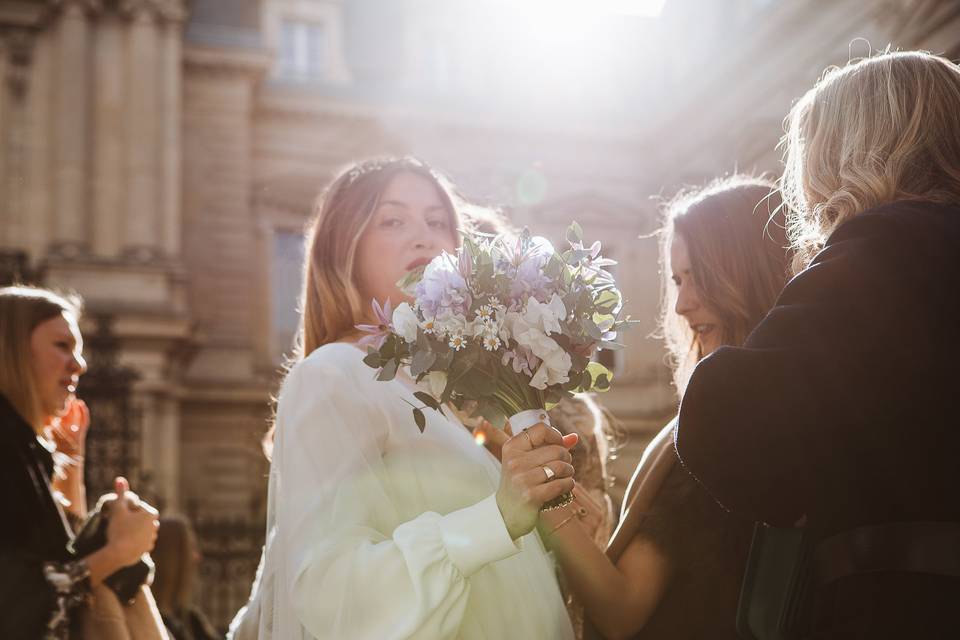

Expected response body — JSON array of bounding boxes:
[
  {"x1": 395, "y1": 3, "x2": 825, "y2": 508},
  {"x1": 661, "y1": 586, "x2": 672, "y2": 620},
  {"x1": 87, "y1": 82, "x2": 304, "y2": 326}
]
[{"x1": 495, "y1": 423, "x2": 578, "y2": 540}]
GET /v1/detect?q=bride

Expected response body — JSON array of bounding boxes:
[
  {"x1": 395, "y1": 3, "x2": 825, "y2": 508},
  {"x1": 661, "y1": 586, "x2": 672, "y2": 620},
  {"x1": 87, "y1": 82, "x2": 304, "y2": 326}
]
[{"x1": 229, "y1": 157, "x2": 577, "y2": 639}]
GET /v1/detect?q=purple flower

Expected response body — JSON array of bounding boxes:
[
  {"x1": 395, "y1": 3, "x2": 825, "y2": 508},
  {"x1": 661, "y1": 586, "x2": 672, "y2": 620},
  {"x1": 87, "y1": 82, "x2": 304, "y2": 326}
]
[
  {"x1": 501, "y1": 345, "x2": 541, "y2": 377},
  {"x1": 509, "y1": 254, "x2": 553, "y2": 303},
  {"x1": 415, "y1": 253, "x2": 471, "y2": 321},
  {"x1": 356, "y1": 298, "x2": 393, "y2": 349}
]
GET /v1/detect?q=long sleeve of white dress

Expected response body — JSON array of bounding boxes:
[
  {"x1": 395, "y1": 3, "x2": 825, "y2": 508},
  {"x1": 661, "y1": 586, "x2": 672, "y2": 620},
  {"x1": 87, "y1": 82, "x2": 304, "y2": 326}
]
[{"x1": 269, "y1": 343, "x2": 573, "y2": 640}]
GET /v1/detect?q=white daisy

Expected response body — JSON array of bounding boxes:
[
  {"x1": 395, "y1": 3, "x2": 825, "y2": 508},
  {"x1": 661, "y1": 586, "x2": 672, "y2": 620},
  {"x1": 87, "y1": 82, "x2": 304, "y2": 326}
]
[
  {"x1": 448, "y1": 332, "x2": 467, "y2": 351},
  {"x1": 482, "y1": 335, "x2": 502, "y2": 351}
]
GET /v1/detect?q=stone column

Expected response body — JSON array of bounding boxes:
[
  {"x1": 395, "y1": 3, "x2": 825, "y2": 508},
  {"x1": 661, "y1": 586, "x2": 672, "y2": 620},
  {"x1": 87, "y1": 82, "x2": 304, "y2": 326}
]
[
  {"x1": 122, "y1": 0, "x2": 160, "y2": 260},
  {"x1": 23, "y1": 29, "x2": 54, "y2": 262},
  {"x1": 91, "y1": 14, "x2": 124, "y2": 258},
  {"x1": 159, "y1": 1, "x2": 186, "y2": 258},
  {"x1": 52, "y1": 0, "x2": 95, "y2": 257},
  {"x1": 0, "y1": 43, "x2": 8, "y2": 246},
  {"x1": 2, "y1": 34, "x2": 36, "y2": 250}
]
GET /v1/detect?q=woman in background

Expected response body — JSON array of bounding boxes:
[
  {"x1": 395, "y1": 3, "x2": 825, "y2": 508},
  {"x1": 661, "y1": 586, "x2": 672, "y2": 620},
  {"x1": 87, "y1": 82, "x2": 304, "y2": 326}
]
[
  {"x1": 153, "y1": 515, "x2": 219, "y2": 640},
  {"x1": 0, "y1": 285, "x2": 159, "y2": 639},
  {"x1": 516, "y1": 176, "x2": 791, "y2": 639}
]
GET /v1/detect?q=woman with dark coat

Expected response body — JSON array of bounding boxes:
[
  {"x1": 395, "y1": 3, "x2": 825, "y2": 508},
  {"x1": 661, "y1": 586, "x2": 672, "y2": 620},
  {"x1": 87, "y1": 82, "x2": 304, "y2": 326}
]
[
  {"x1": 0, "y1": 286, "x2": 159, "y2": 639},
  {"x1": 675, "y1": 51, "x2": 960, "y2": 639}
]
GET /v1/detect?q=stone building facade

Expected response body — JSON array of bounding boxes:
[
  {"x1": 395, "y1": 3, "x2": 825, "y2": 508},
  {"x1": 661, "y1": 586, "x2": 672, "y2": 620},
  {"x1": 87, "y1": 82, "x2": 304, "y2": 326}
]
[{"x1": 1, "y1": 0, "x2": 958, "y2": 628}]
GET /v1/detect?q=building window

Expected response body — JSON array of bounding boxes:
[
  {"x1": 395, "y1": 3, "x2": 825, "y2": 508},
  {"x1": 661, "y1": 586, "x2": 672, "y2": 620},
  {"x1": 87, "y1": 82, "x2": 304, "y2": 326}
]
[
  {"x1": 278, "y1": 19, "x2": 325, "y2": 81},
  {"x1": 271, "y1": 230, "x2": 305, "y2": 362}
]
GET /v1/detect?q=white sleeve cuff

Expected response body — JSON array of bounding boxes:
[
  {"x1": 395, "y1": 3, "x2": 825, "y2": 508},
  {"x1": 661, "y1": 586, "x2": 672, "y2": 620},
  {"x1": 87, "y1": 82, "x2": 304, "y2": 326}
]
[{"x1": 439, "y1": 493, "x2": 522, "y2": 577}]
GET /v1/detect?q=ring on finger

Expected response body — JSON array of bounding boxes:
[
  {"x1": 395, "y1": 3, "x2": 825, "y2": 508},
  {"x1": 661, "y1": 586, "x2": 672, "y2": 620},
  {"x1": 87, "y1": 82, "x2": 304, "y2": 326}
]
[
  {"x1": 542, "y1": 465, "x2": 556, "y2": 481},
  {"x1": 520, "y1": 430, "x2": 533, "y2": 448}
]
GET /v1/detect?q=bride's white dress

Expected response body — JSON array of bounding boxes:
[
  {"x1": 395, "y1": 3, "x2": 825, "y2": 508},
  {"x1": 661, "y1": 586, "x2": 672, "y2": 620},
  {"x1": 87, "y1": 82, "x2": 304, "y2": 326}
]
[{"x1": 228, "y1": 342, "x2": 574, "y2": 639}]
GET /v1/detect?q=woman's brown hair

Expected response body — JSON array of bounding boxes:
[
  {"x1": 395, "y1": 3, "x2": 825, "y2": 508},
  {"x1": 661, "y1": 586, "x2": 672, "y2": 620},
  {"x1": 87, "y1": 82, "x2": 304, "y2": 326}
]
[
  {"x1": 151, "y1": 515, "x2": 200, "y2": 614},
  {"x1": 660, "y1": 176, "x2": 790, "y2": 393}
]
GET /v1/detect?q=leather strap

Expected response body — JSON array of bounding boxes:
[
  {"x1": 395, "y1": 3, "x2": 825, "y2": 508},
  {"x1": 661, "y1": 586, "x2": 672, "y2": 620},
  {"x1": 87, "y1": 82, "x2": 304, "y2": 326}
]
[{"x1": 814, "y1": 521, "x2": 960, "y2": 585}]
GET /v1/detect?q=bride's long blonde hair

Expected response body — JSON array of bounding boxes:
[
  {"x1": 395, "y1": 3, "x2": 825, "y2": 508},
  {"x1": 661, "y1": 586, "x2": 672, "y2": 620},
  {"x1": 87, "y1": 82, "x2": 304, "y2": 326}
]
[{"x1": 781, "y1": 50, "x2": 960, "y2": 271}]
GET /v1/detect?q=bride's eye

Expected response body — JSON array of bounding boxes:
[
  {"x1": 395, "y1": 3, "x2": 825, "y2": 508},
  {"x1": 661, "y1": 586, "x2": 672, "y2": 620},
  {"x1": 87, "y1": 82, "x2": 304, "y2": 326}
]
[{"x1": 380, "y1": 217, "x2": 403, "y2": 228}]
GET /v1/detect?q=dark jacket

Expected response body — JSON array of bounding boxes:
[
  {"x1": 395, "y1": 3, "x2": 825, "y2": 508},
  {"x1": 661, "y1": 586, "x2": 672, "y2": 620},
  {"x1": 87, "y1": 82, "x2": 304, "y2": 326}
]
[
  {"x1": 676, "y1": 200, "x2": 960, "y2": 637},
  {"x1": 0, "y1": 392, "x2": 87, "y2": 639},
  {"x1": 630, "y1": 445, "x2": 753, "y2": 640}
]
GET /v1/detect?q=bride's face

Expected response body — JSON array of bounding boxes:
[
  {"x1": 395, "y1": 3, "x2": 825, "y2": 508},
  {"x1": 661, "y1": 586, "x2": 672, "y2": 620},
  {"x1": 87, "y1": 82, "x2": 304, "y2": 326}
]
[{"x1": 354, "y1": 172, "x2": 457, "y2": 316}]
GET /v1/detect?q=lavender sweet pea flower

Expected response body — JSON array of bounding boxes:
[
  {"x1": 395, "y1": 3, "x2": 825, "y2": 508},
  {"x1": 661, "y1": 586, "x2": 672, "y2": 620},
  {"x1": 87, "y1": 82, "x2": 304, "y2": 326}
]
[
  {"x1": 415, "y1": 252, "x2": 471, "y2": 320},
  {"x1": 501, "y1": 346, "x2": 540, "y2": 377},
  {"x1": 508, "y1": 236, "x2": 556, "y2": 304}
]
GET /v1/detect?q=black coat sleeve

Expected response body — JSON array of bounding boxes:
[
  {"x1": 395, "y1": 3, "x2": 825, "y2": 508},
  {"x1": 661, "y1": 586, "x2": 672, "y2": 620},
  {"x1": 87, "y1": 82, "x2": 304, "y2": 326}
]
[
  {"x1": 0, "y1": 435, "x2": 89, "y2": 639},
  {"x1": 675, "y1": 206, "x2": 951, "y2": 527}
]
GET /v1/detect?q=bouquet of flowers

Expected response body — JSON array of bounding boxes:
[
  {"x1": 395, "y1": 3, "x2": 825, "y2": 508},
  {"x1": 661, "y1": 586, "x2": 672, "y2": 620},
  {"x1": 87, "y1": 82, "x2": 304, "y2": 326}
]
[{"x1": 360, "y1": 223, "x2": 633, "y2": 443}]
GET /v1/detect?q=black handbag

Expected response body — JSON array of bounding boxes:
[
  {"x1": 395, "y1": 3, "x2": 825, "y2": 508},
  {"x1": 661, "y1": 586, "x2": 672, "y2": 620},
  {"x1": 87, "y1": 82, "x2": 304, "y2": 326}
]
[
  {"x1": 69, "y1": 503, "x2": 154, "y2": 603},
  {"x1": 736, "y1": 523, "x2": 814, "y2": 640}
]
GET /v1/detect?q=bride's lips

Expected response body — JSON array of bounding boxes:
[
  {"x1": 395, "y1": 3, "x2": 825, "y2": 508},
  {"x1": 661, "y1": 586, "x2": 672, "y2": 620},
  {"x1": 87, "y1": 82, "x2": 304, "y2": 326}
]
[{"x1": 405, "y1": 257, "x2": 433, "y2": 271}]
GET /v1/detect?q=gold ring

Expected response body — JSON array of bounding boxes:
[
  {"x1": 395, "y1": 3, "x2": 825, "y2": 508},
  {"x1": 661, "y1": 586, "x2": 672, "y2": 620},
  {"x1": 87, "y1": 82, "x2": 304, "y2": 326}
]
[
  {"x1": 520, "y1": 430, "x2": 533, "y2": 448},
  {"x1": 542, "y1": 465, "x2": 556, "y2": 481}
]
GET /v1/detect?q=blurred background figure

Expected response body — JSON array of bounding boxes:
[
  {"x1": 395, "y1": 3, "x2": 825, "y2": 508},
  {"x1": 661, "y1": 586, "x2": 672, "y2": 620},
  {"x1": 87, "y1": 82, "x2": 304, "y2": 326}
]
[{"x1": 153, "y1": 516, "x2": 221, "y2": 640}]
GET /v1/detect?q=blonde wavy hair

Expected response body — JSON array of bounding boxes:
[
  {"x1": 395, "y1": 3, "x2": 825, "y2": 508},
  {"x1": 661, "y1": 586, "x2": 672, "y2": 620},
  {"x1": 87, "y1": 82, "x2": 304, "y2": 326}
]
[
  {"x1": 781, "y1": 50, "x2": 960, "y2": 271},
  {"x1": 0, "y1": 286, "x2": 83, "y2": 431}
]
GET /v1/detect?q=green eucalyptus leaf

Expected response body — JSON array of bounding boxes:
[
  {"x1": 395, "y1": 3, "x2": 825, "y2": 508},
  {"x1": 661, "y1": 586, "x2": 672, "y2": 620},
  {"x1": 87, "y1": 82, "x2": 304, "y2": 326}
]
[
  {"x1": 581, "y1": 316, "x2": 603, "y2": 340},
  {"x1": 595, "y1": 374, "x2": 611, "y2": 391},
  {"x1": 433, "y1": 349, "x2": 454, "y2": 370},
  {"x1": 585, "y1": 361, "x2": 613, "y2": 392},
  {"x1": 410, "y1": 349, "x2": 437, "y2": 376},
  {"x1": 595, "y1": 289, "x2": 621, "y2": 312},
  {"x1": 413, "y1": 391, "x2": 441, "y2": 411},
  {"x1": 413, "y1": 408, "x2": 426, "y2": 433},
  {"x1": 362, "y1": 352, "x2": 383, "y2": 368},
  {"x1": 377, "y1": 358, "x2": 399, "y2": 381}
]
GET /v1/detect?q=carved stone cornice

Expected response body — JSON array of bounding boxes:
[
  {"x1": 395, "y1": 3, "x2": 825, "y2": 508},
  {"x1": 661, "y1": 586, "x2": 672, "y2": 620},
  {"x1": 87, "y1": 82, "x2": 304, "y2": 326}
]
[
  {"x1": 46, "y1": 0, "x2": 103, "y2": 18},
  {"x1": 119, "y1": 0, "x2": 186, "y2": 23},
  {"x1": 184, "y1": 44, "x2": 272, "y2": 80},
  {"x1": 0, "y1": 1, "x2": 49, "y2": 29}
]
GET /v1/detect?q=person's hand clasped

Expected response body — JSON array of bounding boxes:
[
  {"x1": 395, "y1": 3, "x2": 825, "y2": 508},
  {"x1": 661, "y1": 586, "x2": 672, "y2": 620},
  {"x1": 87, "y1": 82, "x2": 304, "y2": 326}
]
[
  {"x1": 495, "y1": 423, "x2": 578, "y2": 540},
  {"x1": 103, "y1": 477, "x2": 160, "y2": 567}
]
